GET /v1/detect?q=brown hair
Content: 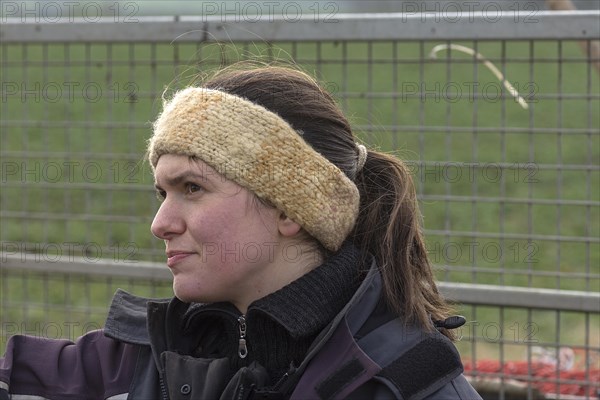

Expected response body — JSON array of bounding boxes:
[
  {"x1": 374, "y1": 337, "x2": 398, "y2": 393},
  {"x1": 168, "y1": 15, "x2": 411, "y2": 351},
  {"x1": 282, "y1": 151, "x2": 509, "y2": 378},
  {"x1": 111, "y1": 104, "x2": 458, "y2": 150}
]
[{"x1": 201, "y1": 63, "x2": 455, "y2": 338}]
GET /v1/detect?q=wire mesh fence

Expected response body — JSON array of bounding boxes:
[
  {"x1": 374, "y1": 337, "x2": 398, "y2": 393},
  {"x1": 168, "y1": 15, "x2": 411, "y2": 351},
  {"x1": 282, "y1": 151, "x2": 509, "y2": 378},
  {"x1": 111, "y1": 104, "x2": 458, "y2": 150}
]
[{"x1": 1, "y1": 9, "x2": 599, "y2": 399}]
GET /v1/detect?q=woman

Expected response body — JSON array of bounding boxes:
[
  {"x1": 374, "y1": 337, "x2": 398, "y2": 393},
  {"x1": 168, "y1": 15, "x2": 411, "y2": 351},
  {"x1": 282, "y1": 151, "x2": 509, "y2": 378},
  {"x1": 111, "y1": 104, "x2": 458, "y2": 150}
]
[{"x1": 0, "y1": 65, "x2": 481, "y2": 399}]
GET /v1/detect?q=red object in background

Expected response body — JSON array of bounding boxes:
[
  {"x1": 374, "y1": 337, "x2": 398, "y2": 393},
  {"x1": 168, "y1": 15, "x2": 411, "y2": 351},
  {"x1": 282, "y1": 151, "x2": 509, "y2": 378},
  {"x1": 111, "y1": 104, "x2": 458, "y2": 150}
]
[{"x1": 464, "y1": 360, "x2": 600, "y2": 398}]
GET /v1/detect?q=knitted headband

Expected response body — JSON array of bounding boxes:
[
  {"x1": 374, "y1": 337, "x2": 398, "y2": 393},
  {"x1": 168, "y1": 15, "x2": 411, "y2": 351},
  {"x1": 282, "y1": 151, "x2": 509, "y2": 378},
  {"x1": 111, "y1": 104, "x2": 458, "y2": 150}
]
[{"x1": 148, "y1": 87, "x2": 360, "y2": 252}]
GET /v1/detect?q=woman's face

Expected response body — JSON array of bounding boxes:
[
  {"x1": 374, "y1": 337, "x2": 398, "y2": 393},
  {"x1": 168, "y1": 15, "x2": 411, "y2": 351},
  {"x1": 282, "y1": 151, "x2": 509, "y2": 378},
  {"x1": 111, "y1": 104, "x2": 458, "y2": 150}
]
[{"x1": 151, "y1": 154, "x2": 283, "y2": 307}]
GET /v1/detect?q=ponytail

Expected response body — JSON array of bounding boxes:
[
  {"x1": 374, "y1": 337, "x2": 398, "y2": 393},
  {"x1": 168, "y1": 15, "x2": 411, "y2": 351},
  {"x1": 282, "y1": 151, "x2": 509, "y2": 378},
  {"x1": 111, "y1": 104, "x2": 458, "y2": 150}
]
[{"x1": 352, "y1": 150, "x2": 456, "y2": 339}]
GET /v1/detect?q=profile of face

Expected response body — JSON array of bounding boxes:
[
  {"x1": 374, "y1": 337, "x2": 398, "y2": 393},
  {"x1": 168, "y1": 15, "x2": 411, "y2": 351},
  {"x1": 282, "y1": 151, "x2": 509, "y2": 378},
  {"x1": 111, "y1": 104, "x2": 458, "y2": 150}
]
[{"x1": 151, "y1": 154, "x2": 306, "y2": 310}]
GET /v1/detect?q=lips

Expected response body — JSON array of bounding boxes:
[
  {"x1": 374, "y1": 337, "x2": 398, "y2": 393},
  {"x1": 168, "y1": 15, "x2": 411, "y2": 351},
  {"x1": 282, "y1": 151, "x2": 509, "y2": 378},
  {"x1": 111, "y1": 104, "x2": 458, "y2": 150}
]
[{"x1": 166, "y1": 251, "x2": 195, "y2": 268}]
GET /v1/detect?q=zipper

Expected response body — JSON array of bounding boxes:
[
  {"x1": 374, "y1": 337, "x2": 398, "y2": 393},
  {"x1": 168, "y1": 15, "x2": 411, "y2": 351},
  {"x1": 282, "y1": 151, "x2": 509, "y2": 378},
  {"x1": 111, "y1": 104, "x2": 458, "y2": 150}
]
[
  {"x1": 186, "y1": 306, "x2": 249, "y2": 360},
  {"x1": 238, "y1": 314, "x2": 248, "y2": 359},
  {"x1": 159, "y1": 375, "x2": 169, "y2": 400}
]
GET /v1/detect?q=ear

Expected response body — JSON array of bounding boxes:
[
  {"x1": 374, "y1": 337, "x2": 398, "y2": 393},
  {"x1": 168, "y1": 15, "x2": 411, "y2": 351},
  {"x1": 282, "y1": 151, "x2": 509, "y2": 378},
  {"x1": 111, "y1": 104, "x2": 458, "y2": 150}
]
[{"x1": 278, "y1": 213, "x2": 302, "y2": 237}]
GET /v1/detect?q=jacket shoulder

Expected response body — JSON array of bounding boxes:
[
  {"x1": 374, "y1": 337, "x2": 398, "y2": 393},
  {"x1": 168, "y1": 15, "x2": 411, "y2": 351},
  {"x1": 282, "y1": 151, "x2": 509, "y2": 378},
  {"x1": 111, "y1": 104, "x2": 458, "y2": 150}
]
[
  {"x1": 290, "y1": 265, "x2": 481, "y2": 400},
  {"x1": 375, "y1": 329, "x2": 464, "y2": 399},
  {"x1": 356, "y1": 316, "x2": 467, "y2": 400}
]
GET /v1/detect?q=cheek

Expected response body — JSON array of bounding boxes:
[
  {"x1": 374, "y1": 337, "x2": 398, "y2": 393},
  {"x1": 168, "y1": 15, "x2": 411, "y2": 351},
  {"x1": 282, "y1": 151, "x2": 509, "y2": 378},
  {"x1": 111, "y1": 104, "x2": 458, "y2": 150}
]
[
  {"x1": 186, "y1": 207, "x2": 254, "y2": 257},
  {"x1": 187, "y1": 207, "x2": 229, "y2": 242},
  {"x1": 189, "y1": 204, "x2": 277, "y2": 247},
  {"x1": 186, "y1": 196, "x2": 280, "y2": 261}
]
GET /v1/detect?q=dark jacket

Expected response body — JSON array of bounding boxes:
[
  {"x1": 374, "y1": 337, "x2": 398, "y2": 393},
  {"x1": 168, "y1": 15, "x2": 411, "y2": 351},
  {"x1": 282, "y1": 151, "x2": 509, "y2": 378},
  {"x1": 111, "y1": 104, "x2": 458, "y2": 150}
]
[{"x1": 0, "y1": 253, "x2": 481, "y2": 400}]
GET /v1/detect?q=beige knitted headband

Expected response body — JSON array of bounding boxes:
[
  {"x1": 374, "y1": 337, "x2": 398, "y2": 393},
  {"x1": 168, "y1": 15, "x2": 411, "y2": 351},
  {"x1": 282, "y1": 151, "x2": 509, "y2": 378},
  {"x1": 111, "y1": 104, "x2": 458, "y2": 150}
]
[{"x1": 148, "y1": 87, "x2": 360, "y2": 252}]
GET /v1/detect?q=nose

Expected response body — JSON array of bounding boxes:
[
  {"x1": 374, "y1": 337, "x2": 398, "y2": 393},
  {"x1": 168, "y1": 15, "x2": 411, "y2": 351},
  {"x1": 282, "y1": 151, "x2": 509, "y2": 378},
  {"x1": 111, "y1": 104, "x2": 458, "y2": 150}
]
[{"x1": 151, "y1": 199, "x2": 185, "y2": 240}]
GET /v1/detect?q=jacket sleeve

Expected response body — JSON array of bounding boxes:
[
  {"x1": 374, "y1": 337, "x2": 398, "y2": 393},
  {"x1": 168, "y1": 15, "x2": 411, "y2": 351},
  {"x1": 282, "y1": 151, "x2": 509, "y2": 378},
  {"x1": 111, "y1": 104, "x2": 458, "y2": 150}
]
[{"x1": 0, "y1": 330, "x2": 139, "y2": 400}]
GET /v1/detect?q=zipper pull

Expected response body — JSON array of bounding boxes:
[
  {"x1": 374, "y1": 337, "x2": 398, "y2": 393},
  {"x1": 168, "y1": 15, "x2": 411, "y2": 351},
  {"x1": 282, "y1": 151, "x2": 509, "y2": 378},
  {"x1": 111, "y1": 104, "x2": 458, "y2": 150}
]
[{"x1": 238, "y1": 315, "x2": 248, "y2": 359}]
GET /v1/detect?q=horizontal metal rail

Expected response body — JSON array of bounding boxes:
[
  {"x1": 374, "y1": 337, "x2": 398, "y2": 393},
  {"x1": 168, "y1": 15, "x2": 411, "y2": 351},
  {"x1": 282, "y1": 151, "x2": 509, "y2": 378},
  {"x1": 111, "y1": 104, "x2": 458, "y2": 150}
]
[
  {"x1": 1, "y1": 11, "x2": 599, "y2": 43},
  {"x1": 438, "y1": 282, "x2": 600, "y2": 313},
  {"x1": 2, "y1": 253, "x2": 598, "y2": 313},
  {"x1": 1, "y1": 253, "x2": 169, "y2": 280}
]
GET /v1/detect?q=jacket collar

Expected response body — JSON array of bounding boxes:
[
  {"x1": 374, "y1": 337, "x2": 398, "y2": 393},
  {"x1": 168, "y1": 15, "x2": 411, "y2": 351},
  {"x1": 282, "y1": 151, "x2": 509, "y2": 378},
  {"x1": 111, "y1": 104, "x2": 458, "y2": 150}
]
[
  {"x1": 103, "y1": 242, "x2": 371, "y2": 346},
  {"x1": 104, "y1": 289, "x2": 170, "y2": 345},
  {"x1": 183, "y1": 241, "x2": 365, "y2": 339}
]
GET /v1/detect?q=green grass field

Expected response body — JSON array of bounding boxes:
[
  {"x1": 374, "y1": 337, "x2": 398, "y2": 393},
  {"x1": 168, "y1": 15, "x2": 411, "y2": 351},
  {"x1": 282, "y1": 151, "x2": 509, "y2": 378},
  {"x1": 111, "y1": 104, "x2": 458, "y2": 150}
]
[{"x1": 1, "y1": 40, "x2": 599, "y2": 356}]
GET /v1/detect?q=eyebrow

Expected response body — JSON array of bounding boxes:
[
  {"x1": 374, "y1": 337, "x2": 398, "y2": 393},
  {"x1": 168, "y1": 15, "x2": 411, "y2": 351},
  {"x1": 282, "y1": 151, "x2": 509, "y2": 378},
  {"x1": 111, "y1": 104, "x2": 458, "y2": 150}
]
[{"x1": 154, "y1": 171, "x2": 210, "y2": 188}]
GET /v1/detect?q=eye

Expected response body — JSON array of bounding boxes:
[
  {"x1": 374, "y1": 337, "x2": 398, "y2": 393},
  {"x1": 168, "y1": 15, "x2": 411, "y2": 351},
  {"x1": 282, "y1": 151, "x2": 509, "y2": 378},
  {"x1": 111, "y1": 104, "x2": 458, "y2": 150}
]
[
  {"x1": 155, "y1": 189, "x2": 166, "y2": 201},
  {"x1": 185, "y1": 182, "x2": 203, "y2": 195}
]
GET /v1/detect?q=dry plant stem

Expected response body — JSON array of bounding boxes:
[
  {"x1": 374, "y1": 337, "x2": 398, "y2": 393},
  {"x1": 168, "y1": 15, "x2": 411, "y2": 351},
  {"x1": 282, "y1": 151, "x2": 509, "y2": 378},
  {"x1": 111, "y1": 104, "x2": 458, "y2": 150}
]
[
  {"x1": 546, "y1": 0, "x2": 600, "y2": 75},
  {"x1": 429, "y1": 44, "x2": 529, "y2": 110}
]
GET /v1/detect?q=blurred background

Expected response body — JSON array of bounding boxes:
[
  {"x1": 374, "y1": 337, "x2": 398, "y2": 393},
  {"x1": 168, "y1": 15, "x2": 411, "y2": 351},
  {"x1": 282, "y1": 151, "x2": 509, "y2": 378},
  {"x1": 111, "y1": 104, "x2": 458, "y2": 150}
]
[{"x1": 1, "y1": 1, "x2": 599, "y2": 399}]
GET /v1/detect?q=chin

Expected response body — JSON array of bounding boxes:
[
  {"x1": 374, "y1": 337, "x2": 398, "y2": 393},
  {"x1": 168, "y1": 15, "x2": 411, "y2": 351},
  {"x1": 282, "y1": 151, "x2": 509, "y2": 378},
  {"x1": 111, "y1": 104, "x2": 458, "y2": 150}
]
[
  {"x1": 172, "y1": 283, "x2": 197, "y2": 303},
  {"x1": 174, "y1": 291, "x2": 200, "y2": 303},
  {"x1": 173, "y1": 286, "x2": 211, "y2": 304}
]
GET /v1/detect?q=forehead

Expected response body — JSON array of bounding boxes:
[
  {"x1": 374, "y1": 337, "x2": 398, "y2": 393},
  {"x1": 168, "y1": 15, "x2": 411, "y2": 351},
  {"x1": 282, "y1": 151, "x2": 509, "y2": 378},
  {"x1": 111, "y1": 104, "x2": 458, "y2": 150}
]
[{"x1": 154, "y1": 154, "x2": 221, "y2": 185}]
